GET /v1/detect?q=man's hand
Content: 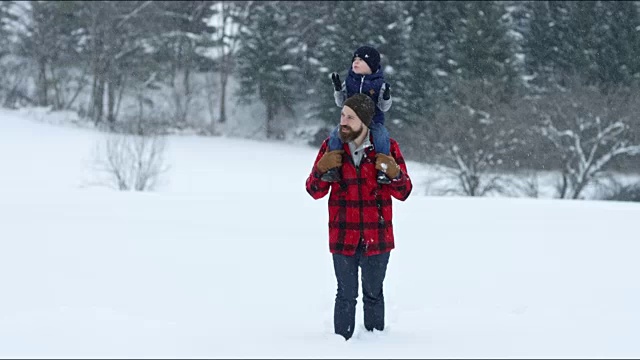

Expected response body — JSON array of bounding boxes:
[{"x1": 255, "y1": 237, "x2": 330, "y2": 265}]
[
  {"x1": 317, "y1": 150, "x2": 344, "y2": 173},
  {"x1": 383, "y1": 83, "x2": 391, "y2": 100},
  {"x1": 375, "y1": 153, "x2": 400, "y2": 179},
  {"x1": 331, "y1": 73, "x2": 342, "y2": 91}
]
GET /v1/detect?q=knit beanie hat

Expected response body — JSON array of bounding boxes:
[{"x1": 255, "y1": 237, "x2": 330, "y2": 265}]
[
  {"x1": 352, "y1": 45, "x2": 381, "y2": 73},
  {"x1": 343, "y1": 93, "x2": 375, "y2": 128}
]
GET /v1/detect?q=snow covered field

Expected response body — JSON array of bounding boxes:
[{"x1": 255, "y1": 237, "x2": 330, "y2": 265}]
[{"x1": 1, "y1": 108, "x2": 639, "y2": 358}]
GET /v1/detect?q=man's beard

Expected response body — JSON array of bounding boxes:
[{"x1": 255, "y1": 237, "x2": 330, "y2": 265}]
[{"x1": 338, "y1": 124, "x2": 364, "y2": 143}]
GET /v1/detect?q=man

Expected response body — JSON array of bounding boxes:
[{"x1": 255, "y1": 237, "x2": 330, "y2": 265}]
[{"x1": 305, "y1": 93, "x2": 413, "y2": 341}]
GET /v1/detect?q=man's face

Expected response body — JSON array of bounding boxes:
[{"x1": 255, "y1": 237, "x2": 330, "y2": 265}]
[{"x1": 339, "y1": 106, "x2": 365, "y2": 143}]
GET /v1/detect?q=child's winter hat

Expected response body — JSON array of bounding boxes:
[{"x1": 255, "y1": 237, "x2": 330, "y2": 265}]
[
  {"x1": 352, "y1": 45, "x2": 381, "y2": 72},
  {"x1": 343, "y1": 93, "x2": 375, "y2": 128}
]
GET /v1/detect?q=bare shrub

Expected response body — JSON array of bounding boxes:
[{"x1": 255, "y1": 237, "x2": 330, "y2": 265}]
[
  {"x1": 162, "y1": 72, "x2": 204, "y2": 127},
  {"x1": 422, "y1": 78, "x2": 526, "y2": 196},
  {"x1": 533, "y1": 78, "x2": 640, "y2": 199},
  {"x1": 588, "y1": 174, "x2": 640, "y2": 202},
  {"x1": 91, "y1": 133, "x2": 170, "y2": 191},
  {"x1": 49, "y1": 64, "x2": 90, "y2": 111},
  {"x1": 600, "y1": 182, "x2": 640, "y2": 203},
  {"x1": 0, "y1": 55, "x2": 33, "y2": 108},
  {"x1": 499, "y1": 170, "x2": 541, "y2": 198}
]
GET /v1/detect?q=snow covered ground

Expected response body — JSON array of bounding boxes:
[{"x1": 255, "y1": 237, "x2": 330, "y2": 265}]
[{"x1": 1, "y1": 108, "x2": 639, "y2": 358}]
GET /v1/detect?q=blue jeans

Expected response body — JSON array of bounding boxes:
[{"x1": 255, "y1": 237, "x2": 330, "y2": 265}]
[
  {"x1": 328, "y1": 123, "x2": 390, "y2": 155},
  {"x1": 332, "y1": 243, "x2": 391, "y2": 340}
]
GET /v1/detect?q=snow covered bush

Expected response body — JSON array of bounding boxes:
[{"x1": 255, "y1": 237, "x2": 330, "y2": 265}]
[
  {"x1": 532, "y1": 79, "x2": 640, "y2": 199},
  {"x1": 91, "y1": 133, "x2": 169, "y2": 191}
]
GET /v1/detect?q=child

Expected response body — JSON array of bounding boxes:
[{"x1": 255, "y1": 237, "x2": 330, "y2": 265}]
[{"x1": 322, "y1": 45, "x2": 393, "y2": 184}]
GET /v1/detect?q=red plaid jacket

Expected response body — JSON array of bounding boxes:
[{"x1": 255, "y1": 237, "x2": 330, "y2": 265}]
[{"x1": 306, "y1": 136, "x2": 412, "y2": 256}]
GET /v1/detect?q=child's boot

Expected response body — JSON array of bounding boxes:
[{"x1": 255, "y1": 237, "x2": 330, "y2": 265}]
[
  {"x1": 321, "y1": 167, "x2": 341, "y2": 182},
  {"x1": 376, "y1": 170, "x2": 391, "y2": 184}
]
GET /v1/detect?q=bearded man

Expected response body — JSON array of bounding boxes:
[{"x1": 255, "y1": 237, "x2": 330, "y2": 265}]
[{"x1": 305, "y1": 93, "x2": 413, "y2": 341}]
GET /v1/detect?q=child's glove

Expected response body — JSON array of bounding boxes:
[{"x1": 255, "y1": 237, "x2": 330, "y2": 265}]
[
  {"x1": 317, "y1": 150, "x2": 344, "y2": 173},
  {"x1": 331, "y1": 73, "x2": 342, "y2": 91},
  {"x1": 375, "y1": 153, "x2": 400, "y2": 179},
  {"x1": 383, "y1": 83, "x2": 391, "y2": 100}
]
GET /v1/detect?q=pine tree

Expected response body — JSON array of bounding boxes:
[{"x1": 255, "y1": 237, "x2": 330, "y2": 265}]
[
  {"x1": 149, "y1": 1, "x2": 217, "y2": 125},
  {"x1": 0, "y1": 1, "x2": 16, "y2": 59},
  {"x1": 235, "y1": 1, "x2": 302, "y2": 139},
  {"x1": 273, "y1": 1, "x2": 333, "y2": 125},
  {"x1": 429, "y1": 0, "x2": 465, "y2": 82},
  {"x1": 12, "y1": 1, "x2": 82, "y2": 108},
  {"x1": 565, "y1": 1, "x2": 600, "y2": 85},
  {"x1": 524, "y1": 1, "x2": 575, "y2": 91},
  {"x1": 67, "y1": 1, "x2": 168, "y2": 124},
  {"x1": 209, "y1": 1, "x2": 251, "y2": 125},
  {"x1": 593, "y1": 1, "x2": 640, "y2": 88},
  {"x1": 452, "y1": 1, "x2": 520, "y2": 101},
  {"x1": 392, "y1": 1, "x2": 441, "y2": 125},
  {"x1": 526, "y1": 1, "x2": 640, "y2": 91}
]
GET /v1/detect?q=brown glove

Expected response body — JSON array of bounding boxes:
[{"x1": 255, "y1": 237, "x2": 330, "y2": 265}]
[
  {"x1": 316, "y1": 150, "x2": 344, "y2": 173},
  {"x1": 375, "y1": 153, "x2": 401, "y2": 179}
]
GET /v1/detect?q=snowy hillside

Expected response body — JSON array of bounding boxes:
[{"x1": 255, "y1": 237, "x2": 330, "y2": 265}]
[{"x1": 1, "y1": 108, "x2": 639, "y2": 358}]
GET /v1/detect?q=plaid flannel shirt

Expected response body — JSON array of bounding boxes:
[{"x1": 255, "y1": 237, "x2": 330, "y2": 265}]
[{"x1": 306, "y1": 136, "x2": 412, "y2": 256}]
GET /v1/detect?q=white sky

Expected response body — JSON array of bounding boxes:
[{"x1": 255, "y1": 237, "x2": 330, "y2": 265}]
[{"x1": 1, "y1": 108, "x2": 639, "y2": 358}]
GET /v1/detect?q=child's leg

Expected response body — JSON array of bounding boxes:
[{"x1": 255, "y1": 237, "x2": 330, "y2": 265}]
[
  {"x1": 328, "y1": 125, "x2": 343, "y2": 151},
  {"x1": 370, "y1": 123, "x2": 392, "y2": 183},
  {"x1": 370, "y1": 123, "x2": 390, "y2": 155}
]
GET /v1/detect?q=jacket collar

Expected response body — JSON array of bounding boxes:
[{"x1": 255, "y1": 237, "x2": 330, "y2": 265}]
[
  {"x1": 343, "y1": 131, "x2": 375, "y2": 167},
  {"x1": 348, "y1": 68, "x2": 384, "y2": 81},
  {"x1": 348, "y1": 132, "x2": 372, "y2": 154}
]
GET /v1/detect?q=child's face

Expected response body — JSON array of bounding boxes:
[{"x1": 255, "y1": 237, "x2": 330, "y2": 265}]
[{"x1": 352, "y1": 57, "x2": 372, "y2": 75}]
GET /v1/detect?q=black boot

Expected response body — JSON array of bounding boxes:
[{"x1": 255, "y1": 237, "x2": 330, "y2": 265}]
[
  {"x1": 376, "y1": 170, "x2": 391, "y2": 184},
  {"x1": 321, "y1": 168, "x2": 341, "y2": 182}
]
